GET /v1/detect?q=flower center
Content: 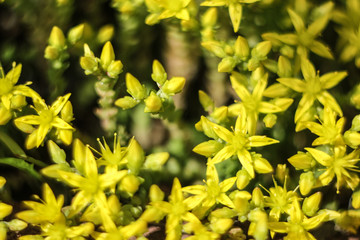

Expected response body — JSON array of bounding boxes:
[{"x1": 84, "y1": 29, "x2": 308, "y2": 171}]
[
  {"x1": 305, "y1": 77, "x2": 322, "y2": 95},
  {"x1": 39, "y1": 109, "x2": 54, "y2": 125}
]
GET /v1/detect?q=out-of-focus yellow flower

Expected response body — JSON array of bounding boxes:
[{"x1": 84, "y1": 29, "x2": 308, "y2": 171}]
[{"x1": 182, "y1": 164, "x2": 236, "y2": 218}]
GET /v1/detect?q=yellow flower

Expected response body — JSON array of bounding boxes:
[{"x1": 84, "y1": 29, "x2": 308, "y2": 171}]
[
  {"x1": 57, "y1": 145, "x2": 127, "y2": 215},
  {"x1": 156, "y1": 0, "x2": 192, "y2": 21},
  {"x1": 151, "y1": 178, "x2": 197, "y2": 240},
  {"x1": 302, "y1": 106, "x2": 345, "y2": 146},
  {"x1": 17, "y1": 183, "x2": 64, "y2": 224},
  {"x1": 277, "y1": 57, "x2": 347, "y2": 124},
  {"x1": 182, "y1": 164, "x2": 236, "y2": 218},
  {"x1": 268, "y1": 199, "x2": 328, "y2": 240},
  {"x1": 305, "y1": 146, "x2": 360, "y2": 193},
  {"x1": 229, "y1": 69, "x2": 293, "y2": 135},
  {"x1": 261, "y1": 177, "x2": 299, "y2": 222},
  {"x1": 263, "y1": 7, "x2": 334, "y2": 59},
  {"x1": 194, "y1": 105, "x2": 278, "y2": 178},
  {"x1": 14, "y1": 93, "x2": 74, "y2": 149}
]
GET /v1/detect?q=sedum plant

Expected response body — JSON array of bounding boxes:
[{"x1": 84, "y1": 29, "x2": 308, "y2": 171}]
[{"x1": 1, "y1": 0, "x2": 360, "y2": 239}]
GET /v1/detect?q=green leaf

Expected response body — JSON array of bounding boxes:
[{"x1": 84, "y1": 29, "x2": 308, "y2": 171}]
[
  {"x1": 0, "y1": 130, "x2": 26, "y2": 158},
  {"x1": 0, "y1": 158, "x2": 42, "y2": 180}
]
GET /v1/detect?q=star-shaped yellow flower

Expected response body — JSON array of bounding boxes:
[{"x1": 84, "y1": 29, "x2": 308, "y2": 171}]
[{"x1": 277, "y1": 58, "x2": 347, "y2": 124}]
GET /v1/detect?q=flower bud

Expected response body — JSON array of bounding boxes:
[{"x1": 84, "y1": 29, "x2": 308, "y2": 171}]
[
  {"x1": 352, "y1": 190, "x2": 360, "y2": 209},
  {"x1": 254, "y1": 156, "x2": 273, "y2": 174},
  {"x1": 144, "y1": 92, "x2": 162, "y2": 112},
  {"x1": 251, "y1": 187, "x2": 264, "y2": 208},
  {"x1": 201, "y1": 41, "x2": 226, "y2": 58},
  {"x1": 7, "y1": 219, "x2": 27, "y2": 231},
  {"x1": 236, "y1": 169, "x2": 251, "y2": 190},
  {"x1": 277, "y1": 55, "x2": 292, "y2": 77},
  {"x1": 68, "y1": 24, "x2": 84, "y2": 44},
  {"x1": 199, "y1": 90, "x2": 214, "y2": 112},
  {"x1": 107, "y1": 60, "x2": 123, "y2": 78},
  {"x1": 288, "y1": 151, "x2": 314, "y2": 169},
  {"x1": 193, "y1": 140, "x2": 223, "y2": 157},
  {"x1": 201, "y1": 8, "x2": 217, "y2": 27},
  {"x1": 80, "y1": 56, "x2": 98, "y2": 74},
  {"x1": 211, "y1": 106, "x2": 228, "y2": 122},
  {"x1": 49, "y1": 26, "x2": 66, "y2": 48},
  {"x1": 351, "y1": 115, "x2": 360, "y2": 131},
  {"x1": 58, "y1": 129, "x2": 73, "y2": 145},
  {"x1": 162, "y1": 77, "x2": 186, "y2": 96},
  {"x1": 263, "y1": 113, "x2": 277, "y2": 128},
  {"x1": 0, "y1": 202, "x2": 12, "y2": 219},
  {"x1": 144, "y1": 152, "x2": 169, "y2": 170},
  {"x1": 151, "y1": 60, "x2": 167, "y2": 85},
  {"x1": 83, "y1": 43, "x2": 94, "y2": 57},
  {"x1": 234, "y1": 36, "x2": 249, "y2": 60},
  {"x1": 100, "y1": 41, "x2": 115, "y2": 70},
  {"x1": 275, "y1": 164, "x2": 288, "y2": 184},
  {"x1": 280, "y1": 45, "x2": 294, "y2": 58},
  {"x1": 44, "y1": 46, "x2": 60, "y2": 60},
  {"x1": 97, "y1": 24, "x2": 114, "y2": 44},
  {"x1": 299, "y1": 171, "x2": 315, "y2": 196},
  {"x1": 47, "y1": 140, "x2": 66, "y2": 164},
  {"x1": 119, "y1": 174, "x2": 141, "y2": 196},
  {"x1": 233, "y1": 194, "x2": 250, "y2": 218},
  {"x1": 115, "y1": 96, "x2": 138, "y2": 110},
  {"x1": 149, "y1": 184, "x2": 164, "y2": 202},
  {"x1": 218, "y1": 57, "x2": 236, "y2": 72},
  {"x1": 126, "y1": 138, "x2": 145, "y2": 175},
  {"x1": 126, "y1": 73, "x2": 146, "y2": 100},
  {"x1": 302, "y1": 192, "x2": 322, "y2": 216},
  {"x1": 252, "y1": 41, "x2": 272, "y2": 58},
  {"x1": 344, "y1": 130, "x2": 360, "y2": 149}
]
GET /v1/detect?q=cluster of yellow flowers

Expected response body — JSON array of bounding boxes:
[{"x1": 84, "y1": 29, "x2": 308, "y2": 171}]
[{"x1": 2, "y1": 0, "x2": 360, "y2": 239}]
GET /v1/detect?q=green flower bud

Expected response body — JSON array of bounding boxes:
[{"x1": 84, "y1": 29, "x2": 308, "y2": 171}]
[
  {"x1": 44, "y1": 46, "x2": 60, "y2": 60},
  {"x1": 68, "y1": 24, "x2": 84, "y2": 44},
  {"x1": 80, "y1": 56, "x2": 98, "y2": 74},
  {"x1": 119, "y1": 174, "x2": 141, "y2": 195},
  {"x1": 144, "y1": 92, "x2": 162, "y2": 112},
  {"x1": 236, "y1": 169, "x2": 251, "y2": 190},
  {"x1": 144, "y1": 152, "x2": 169, "y2": 170},
  {"x1": 126, "y1": 73, "x2": 146, "y2": 100},
  {"x1": 126, "y1": 138, "x2": 145, "y2": 175},
  {"x1": 149, "y1": 184, "x2": 164, "y2": 202},
  {"x1": 351, "y1": 114, "x2": 360, "y2": 131},
  {"x1": 303, "y1": 192, "x2": 322, "y2": 216},
  {"x1": 234, "y1": 36, "x2": 249, "y2": 60},
  {"x1": 247, "y1": 58, "x2": 260, "y2": 71},
  {"x1": 115, "y1": 96, "x2": 138, "y2": 109},
  {"x1": 83, "y1": 43, "x2": 94, "y2": 57},
  {"x1": 263, "y1": 113, "x2": 277, "y2": 128},
  {"x1": 107, "y1": 60, "x2": 123, "y2": 78},
  {"x1": 352, "y1": 190, "x2": 360, "y2": 209},
  {"x1": 97, "y1": 24, "x2": 114, "y2": 44},
  {"x1": 199, "y1": 90, "x2": 214, "y2": 112},
  {"x1": 218, "y1": 57, "x2": 236, "y2": 72},
  {"x1": 49, "y1": 26, "x2": 66, "y2": 48},
  {"x1": 162, "y1": 77, "x2": 186, "y2": 96},
  {"x1": 201, "y1": 41, "x2": 226, "y2": 58},
  {"x1": 100, "y1": 41, "x2": 115, "y2": 70},
  {"x1": 275, "y1": 164, "x2": 288, "y2": 184},
  {"x1": 7, "y1": 219, "x2": 27, "y2": 231},
  {"x1": 299, "y1": 171, "x2": 315, "y2": 196},
  {"x1": 151, "y1": 60, "x2": 167, "y2": 85},
  {"x1": 47, "y1": 140, "x2": 67, "y2": 164}
]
